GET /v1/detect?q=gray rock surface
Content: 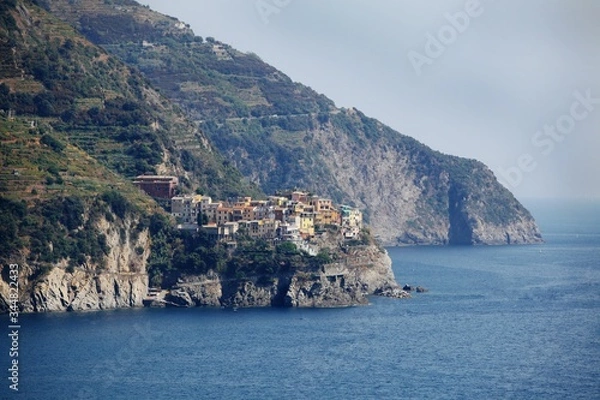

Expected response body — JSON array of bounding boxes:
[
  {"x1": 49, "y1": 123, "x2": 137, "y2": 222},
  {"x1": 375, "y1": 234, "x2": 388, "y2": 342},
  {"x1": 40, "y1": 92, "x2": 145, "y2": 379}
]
[
  {"x1": 0, "y1": 215, "x2": 150, "y2": 313},
  {"x1": 169, "y1": 243, "x2": 408, "y2": 308}
]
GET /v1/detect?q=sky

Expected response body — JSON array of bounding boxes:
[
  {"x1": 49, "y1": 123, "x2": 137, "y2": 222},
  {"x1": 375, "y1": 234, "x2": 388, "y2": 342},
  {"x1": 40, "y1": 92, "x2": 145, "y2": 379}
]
[{"x1": 142, "y1": 0, "x2": 600, "y2": 200}]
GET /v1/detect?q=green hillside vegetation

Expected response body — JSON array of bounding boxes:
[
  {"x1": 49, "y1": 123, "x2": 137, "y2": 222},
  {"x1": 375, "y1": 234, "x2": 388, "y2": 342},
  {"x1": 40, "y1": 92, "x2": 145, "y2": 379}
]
[
  {"x1": 0, "y1": 0, "x2": 257, "y2": 199},
  {"x1": 0, "y1": 117, "x2": 155, "y2": 204},
  {"x1": 0, "y1": 114, "x2": 158, "y2": 270},
  {"x1": 0, "y1": 1, "x2": 262, "y2": 284}
]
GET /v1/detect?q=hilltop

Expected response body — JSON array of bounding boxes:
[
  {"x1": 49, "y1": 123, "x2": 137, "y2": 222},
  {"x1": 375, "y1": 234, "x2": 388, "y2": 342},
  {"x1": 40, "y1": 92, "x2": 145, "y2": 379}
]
[{"x1": 43, "y1": 0, "x2": 543, "y2": 245}]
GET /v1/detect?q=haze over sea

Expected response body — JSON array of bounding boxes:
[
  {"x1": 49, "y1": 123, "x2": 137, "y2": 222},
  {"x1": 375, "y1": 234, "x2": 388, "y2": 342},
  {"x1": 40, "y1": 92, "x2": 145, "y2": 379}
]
[{"x1": 2, "y1": 199, "x2": 598, "y2": 399}]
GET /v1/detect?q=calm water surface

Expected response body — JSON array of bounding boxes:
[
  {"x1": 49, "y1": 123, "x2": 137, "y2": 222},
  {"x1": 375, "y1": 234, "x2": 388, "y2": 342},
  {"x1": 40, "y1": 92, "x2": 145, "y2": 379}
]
[{"x1": 1, "y1": 199, "x2": 599, "y2": 399}]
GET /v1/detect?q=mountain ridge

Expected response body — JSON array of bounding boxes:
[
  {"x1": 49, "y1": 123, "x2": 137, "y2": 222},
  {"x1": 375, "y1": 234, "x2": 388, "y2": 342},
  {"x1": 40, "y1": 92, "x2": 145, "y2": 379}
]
[{"x1": 40, "y1": 0, "x2": 542, "y2": 245}]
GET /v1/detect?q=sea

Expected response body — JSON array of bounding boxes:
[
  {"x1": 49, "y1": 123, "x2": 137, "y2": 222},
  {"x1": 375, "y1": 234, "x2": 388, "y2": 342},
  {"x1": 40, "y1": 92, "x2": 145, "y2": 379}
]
[{"x1": 1, "y1": 199, "x2": 599, "y2": 400}]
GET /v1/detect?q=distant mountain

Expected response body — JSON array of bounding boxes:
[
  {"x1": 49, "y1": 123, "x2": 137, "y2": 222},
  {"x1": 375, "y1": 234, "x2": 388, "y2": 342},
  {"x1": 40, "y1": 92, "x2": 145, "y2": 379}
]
[{"x1": 41, "y1": 0, "x2": 543, "y2": 245}]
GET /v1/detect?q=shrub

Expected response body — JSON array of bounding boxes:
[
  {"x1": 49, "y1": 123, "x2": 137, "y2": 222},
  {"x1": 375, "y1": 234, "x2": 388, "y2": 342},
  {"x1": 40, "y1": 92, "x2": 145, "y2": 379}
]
[
  {"x1": 40, "y1": 134, "x2": 65, "y2": 153},
  {"x1": 101, "y1": 190, "x2": 130, "y2": 219}
]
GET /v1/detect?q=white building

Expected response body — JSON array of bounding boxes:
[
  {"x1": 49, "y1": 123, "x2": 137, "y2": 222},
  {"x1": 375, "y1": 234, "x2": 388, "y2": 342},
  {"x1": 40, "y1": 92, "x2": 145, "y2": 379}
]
[
  {"x1": 340, "y1": 205, "x2": 363, "y2": 239},
  {"x1": 171, "y1": 195, "x2": 209, "y2": 225}
]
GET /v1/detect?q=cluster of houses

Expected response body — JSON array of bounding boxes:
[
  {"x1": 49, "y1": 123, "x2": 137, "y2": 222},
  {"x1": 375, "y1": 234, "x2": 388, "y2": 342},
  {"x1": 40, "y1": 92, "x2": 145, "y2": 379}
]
[
  {"x1": 171, "y1": 191, "x2": 363, "y2": 244},
  {"x1": 133, "y1": 175, "x2": 363, "y2": 245}
]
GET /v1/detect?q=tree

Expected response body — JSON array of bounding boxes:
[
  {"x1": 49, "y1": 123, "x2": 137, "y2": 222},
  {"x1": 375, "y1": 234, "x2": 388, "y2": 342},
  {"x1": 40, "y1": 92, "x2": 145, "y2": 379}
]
[
  {"x1": 276, "y1": 241, "x2": 298, "y2": 255},
  {"x1": 197, "y1": 212, "x2": 209, "y2": 226},
  {"x1": 315, "y1": 248, "x2": 333, "y2": 265}
]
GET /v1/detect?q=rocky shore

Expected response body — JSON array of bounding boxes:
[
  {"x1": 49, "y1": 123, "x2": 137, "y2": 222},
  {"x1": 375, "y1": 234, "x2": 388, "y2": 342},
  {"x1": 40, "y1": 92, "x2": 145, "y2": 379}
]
[
  {"x1": 151, "y1": 244, "x2": 410, "y2": 309},
  {"x1": 0, "y1": 241, "x2": 410, "y2": 313}
]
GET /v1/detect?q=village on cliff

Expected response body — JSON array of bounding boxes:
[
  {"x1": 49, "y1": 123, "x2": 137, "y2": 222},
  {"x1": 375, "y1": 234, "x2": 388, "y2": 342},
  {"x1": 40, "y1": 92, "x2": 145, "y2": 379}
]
[{"x1": 133, "y1": 175, "x2": 364, "y2": 252}]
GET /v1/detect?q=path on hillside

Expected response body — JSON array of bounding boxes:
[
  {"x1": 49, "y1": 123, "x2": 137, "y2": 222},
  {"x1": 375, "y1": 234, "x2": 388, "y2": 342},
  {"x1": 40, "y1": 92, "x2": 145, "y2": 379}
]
[{"x1": 196, "y1": 109, "x2": 342, "y2": 125}]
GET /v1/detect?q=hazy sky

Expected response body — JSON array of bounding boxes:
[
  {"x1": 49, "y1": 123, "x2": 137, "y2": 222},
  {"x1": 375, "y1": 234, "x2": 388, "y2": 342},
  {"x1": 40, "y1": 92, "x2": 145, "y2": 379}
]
[{"x1": 142, "y1": 0, "x2": 599, "y2": 200}]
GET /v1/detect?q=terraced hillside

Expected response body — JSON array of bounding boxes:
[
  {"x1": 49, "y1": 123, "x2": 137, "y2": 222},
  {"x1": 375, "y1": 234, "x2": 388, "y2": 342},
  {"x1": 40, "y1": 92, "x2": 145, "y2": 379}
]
[{"x1": 0, "y1": 0, "x2": 257, "y2": 199}]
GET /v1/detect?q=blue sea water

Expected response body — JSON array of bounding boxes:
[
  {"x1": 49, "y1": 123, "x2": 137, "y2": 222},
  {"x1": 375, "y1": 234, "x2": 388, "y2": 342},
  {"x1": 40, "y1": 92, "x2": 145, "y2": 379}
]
[{"x1": 1, "y1": 199, "x2": 599, "y2": 399}]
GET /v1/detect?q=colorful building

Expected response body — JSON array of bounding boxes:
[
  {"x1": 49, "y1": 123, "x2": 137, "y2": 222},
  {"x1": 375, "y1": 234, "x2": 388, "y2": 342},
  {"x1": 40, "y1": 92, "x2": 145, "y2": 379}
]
[
  {"x1": 299, "y1": 211, "x2": 316, "y2": 238},
  {"x1": 340, "y1": 205, "x2": 363, "y2": 239}
]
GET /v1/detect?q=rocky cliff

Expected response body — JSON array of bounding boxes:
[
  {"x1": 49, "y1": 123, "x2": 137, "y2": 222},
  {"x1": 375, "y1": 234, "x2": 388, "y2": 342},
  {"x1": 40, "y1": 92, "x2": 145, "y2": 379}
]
[
  {"x1": 161, "y1": 243, "x2": 408, "y2": 309},
  {"x1": 2, "y1": 242, "x2": 406, "y2": 313},
  {"x1": 0, "y1": 213, "x2": 151, "y2": 312},
  {"x1": 311, "y1": 111, "x2": 543, "y2": 245}
]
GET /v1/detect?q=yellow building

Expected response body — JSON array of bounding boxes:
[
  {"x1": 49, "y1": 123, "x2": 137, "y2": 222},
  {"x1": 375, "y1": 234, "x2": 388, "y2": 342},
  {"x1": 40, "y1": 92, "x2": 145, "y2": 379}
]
[
  {"x1": 315, "y1": 208, "x2": 341, "y2": 227},
  {"x1": 233, "y1": 196, "x2": 253, "y2": 207},
  {"x1": 299, "y1": 212, "x2": 316, "y2": 238},
  {"x1": 308, "y1": 197, "x2": 341, "y2": 227},
  {"x1": 268, "y1": 196, "x2": 288, "y2": 207}
]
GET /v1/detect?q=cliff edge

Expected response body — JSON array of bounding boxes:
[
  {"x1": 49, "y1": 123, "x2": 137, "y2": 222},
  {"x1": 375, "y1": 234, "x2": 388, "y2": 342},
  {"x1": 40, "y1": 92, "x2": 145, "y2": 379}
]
[{"x1": 163, "y1": 243, "x2": 408, "y2": 309}]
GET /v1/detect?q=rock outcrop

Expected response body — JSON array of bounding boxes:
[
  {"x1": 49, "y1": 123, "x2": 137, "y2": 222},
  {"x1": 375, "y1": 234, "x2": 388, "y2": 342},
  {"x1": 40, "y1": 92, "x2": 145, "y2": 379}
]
[
  {"x1": 27, "y1": 268, "x2": 148, "y2": 312},
  {"x1": 0, "y1": 215, "x2": 150, "y2": 313},
  {"x1": 170, "y1": 272, "x2": 223, "y2": 307},
  {"x1": 167, "y1": 244, "x2": 409, "y2": 309}
]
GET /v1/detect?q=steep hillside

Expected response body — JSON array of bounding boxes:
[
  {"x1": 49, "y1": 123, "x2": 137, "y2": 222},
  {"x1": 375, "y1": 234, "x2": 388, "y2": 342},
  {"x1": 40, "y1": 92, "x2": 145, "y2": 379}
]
[
  {"x1": 0, "y1": 112, "x2": 158, "y2": 311},
  {"x1": 0, "y1": 0, "x2": 257, "y2": 199},
  {"x1": 44, "y1": 0, "x2": 543, "y2": 245}
]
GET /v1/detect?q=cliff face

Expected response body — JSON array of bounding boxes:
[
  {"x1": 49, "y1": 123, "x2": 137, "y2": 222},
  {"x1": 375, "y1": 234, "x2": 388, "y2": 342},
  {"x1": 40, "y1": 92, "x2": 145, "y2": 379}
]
[
  {"x1": 163, "y1": 244, "x2": 408, "y2": 309},
  {"x1": 285, "y1": 112, "x2": 542, "y2": 246},
  {"x1": 0, "y1": 214, "x2": 150, "y2": 313},
  {"x1": 2, "y1": 245, "x2": 405, "y2": 313},
  {"x1": 284, "y1": 245, "x2": 404, "y2": 307},
  {"x1": 27, "y1": 268, "x2": 147, "y2": 312}
]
